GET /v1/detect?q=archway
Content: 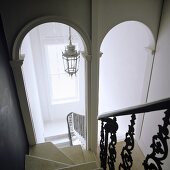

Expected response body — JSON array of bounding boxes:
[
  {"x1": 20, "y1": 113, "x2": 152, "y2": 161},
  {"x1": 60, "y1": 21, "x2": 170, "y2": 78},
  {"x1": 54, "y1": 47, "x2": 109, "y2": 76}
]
[
  {"x1": 98, "y1": 21, "x2": 155, "y2": 142},
  {"x1": 11, "y1": 17, "x2": 90, "y2": 147}
]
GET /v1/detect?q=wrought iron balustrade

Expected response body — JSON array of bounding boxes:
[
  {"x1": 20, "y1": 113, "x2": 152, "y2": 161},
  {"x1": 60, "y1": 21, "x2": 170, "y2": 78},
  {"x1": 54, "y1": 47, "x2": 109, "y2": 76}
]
[
  {"x1": 98, "y1": 98, "x2": 170, "y2": 170},
  {"x1": 67, "y1": 112, "x2": 86, "y2": 147}
]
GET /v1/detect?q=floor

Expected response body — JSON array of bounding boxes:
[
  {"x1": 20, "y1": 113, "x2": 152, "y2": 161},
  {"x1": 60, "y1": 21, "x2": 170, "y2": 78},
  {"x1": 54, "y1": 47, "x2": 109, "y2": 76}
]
[
  {"x1": 43, "y1": 119, "x2": 126, "y2": 150},
  {"x1": 44, "y1": 119, "x2": 84, "y2": 147},
  {"x1": 44, "y1": 120, "x2": 70, "y2": 147},
  {"x1": 44, "y1": 119, "x2": 68, "y2": 138},
  {"x1": 44, "y1": 119, "x2": 125, "y2": 142}
]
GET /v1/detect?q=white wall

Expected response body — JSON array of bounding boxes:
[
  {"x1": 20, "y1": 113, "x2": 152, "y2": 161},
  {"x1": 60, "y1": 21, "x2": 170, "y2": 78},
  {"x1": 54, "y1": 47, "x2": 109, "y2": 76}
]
[
  {"x1": 21, "y1": 33, "x2": 45, "y2": 143},
  {"x1": 139, "y1": 1, "x2": 170, "y2": 169},
  {"x1": 99, "y1": 21, "x2": 154, "y2": 138},
  {"x1": 0, "y1": 0, "x2": 163, "y2": 152},
  {"x1": 48, "y1": 56, "x2": 86, "y2": 122},
  {"x1": 29, "y1": 23, "x2": 86, "y2": 122},
  {"x1": 29, "y1": 27, "x2": 50, "y2": 122}
]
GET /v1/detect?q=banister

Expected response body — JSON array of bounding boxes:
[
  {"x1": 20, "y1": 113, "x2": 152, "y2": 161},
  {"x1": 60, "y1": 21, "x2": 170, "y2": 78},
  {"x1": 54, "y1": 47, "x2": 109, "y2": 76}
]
[
  {"x1": 98, "y1": 97, "x2": 170, "y2": 120},
  {"x1": 67, "y1": 112, "x2": 73, "y2": 146},
  {"x1": 67, "y1": 112, "x2": 86, "y2": 147}
]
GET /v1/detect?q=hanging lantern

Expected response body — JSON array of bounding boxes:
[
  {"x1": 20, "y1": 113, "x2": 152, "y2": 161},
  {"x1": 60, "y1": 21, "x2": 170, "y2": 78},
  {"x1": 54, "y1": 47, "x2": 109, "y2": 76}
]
[{"x1": 62, "y1": 27, "x2": 80, "y2": 76}]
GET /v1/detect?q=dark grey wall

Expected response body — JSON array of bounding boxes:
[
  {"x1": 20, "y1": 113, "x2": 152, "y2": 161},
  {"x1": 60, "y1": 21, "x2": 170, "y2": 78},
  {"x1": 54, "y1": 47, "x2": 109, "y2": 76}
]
[
  {"x1": 0, "y1": 0, "x2": 91, "y2": 57},
  {"x1": 0, "y1": 0, "x2": 163, "y2": 58},
  {"x1": 97, "y1": 0, "x2": 163, "y2": 43},
  {"x1": 0, "y1": 16, "x2": 28, "y2": 170}
]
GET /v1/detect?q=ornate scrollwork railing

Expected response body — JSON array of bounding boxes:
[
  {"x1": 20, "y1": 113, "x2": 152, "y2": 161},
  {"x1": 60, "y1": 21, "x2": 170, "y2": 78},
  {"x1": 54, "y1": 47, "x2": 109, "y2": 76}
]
[
  {"x1": 119, "y1": 114, "x2": 136, "y2": 170},
  {"x1": 143, "y1": 109, "x2": 170, "y2": 170},
  {"x1": 98, "y1": 98, "x2": 170, "y2": 170},
  {"x1": 100, "y1": 117, "x2": 118, "y2": 170}
]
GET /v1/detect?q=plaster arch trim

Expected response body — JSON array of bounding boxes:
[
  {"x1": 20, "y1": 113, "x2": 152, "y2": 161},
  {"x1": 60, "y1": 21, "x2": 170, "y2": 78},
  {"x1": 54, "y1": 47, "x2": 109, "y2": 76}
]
[
  {"x1": 99, "y1": 20, "x2": 156, "y2": 51},
  {"x1": 12, "y1": 15, "x2": 91, "y2": 61}
]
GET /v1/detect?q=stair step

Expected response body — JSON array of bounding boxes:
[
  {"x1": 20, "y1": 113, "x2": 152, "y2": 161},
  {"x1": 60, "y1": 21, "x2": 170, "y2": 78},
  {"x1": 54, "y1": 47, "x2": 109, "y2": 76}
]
[
  {"x1": 29, "y1": 142, "x2": 74, "y2": 165},
  {"x1": 45, "y1": 133, "x2": 68, "y2": 142},
  {"x1": 55, "y1": 141, "x2": 70, "y2": 148},
  {"x1": 55, "y1": 161, "x2": 98, "y2": 170},
  {"x1": 59, "y1": 145, "x2": 85, "y2": 164},
  {"x1": 83, "y1": 150, "x2": 100, "y2": 168},
  {"x1": 45, "y1": 134, "x2": 71, "y2": 148},
  {"x1": 83, "y1": 150, "x2": 97, "y2": 162},
  {"x1": 25, "y1": 155, "x2": 70, "y2": 170}
]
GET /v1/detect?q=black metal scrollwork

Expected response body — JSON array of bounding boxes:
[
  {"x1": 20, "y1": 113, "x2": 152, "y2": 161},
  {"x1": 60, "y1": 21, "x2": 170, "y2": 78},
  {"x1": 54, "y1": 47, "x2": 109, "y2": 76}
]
[
  {"x1": 100, "y1": 117, "x2": 118, "y2": 170},
  {"x1": 107, "y1": 117, "x2": 118, "y2": 170},
  {"x1": 119, "y1": 113, "x2": 136, "y2": 170},
  {"x1": 100, "y1": 120, "x2": 107, "y2": 170},
  {"x1": 143, "y1": 109, "x2": 170, "y2": 170}
]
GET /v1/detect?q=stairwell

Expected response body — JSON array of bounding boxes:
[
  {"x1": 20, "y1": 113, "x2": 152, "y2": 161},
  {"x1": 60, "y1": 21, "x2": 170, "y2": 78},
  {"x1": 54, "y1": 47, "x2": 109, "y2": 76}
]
[{"x1": 25, "y1": 142, "x2": 102, "y2": 170}]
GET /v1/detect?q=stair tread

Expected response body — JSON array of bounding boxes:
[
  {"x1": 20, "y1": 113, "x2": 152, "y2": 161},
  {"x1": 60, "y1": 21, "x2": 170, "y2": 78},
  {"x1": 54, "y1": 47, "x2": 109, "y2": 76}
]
[
  {"x1": 59, "y1": 145, "x2": 85, "y2": 164},
  {"x1": 83, "y1": 150, "x2": 97, "y2": 162},
  {"x1": 29, "y1": 142, "x2": 74, "y2": 165},
  {"x1": 25, "y1": 155, "x2": 70, "y2": 170},
  {"x1": 55, "y1": 161, "x2": 97, "y2": 170}
]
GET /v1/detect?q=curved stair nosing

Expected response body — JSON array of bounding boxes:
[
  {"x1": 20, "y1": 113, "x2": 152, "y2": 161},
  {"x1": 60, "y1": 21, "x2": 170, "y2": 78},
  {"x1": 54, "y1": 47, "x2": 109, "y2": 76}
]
[
  {"x1": 25, "y1": 155, "x2": 70, "y2": 170},
  {"x1": 28, "y1": 142, "x2": 101, "y2": 170},
  {"x1": 29, "y1": 142, "x2": 74, "y2": 165},
  {"x1": 55, "y1": 161, "x2": 98, "y2": 170},
  {"x1": 59, "y1": 145, "x2": 85, "y2": 164}
]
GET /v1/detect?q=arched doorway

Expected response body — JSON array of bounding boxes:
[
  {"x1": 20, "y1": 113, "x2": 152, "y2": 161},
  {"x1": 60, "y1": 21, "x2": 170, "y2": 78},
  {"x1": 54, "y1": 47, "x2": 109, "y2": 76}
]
[
  {"x1": 11, "y1": 17, "x2": 90, "y2": 147},
  {"x1": 21, "y1": 22, "x2": 86, "y2": 146},
  {"x1": 98, "y1": 21, "x2": 155, "y2": 143}
]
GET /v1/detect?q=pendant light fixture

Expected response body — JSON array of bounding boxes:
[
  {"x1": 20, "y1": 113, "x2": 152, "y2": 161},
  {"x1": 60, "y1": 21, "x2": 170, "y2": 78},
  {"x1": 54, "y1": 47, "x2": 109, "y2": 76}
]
[{"x1": 62, "y1": 27, "x2": 80, "y2": 76}]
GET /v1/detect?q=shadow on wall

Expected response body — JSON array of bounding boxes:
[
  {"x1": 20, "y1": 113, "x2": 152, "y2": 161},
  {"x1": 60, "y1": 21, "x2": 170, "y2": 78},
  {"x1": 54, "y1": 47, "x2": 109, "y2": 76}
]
[{"x1": 0, "y1": 16, "x2": 28, "y2": 170}]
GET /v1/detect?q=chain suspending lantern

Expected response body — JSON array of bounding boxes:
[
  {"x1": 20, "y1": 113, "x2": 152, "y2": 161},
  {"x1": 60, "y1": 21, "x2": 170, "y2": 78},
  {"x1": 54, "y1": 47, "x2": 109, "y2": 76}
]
[{"x1": 62, "y1": 27, "x2": 80, "y2": 76}]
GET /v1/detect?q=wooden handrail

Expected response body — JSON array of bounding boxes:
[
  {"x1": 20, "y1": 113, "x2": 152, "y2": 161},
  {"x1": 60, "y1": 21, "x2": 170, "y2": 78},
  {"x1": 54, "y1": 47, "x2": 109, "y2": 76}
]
[{"x1": 98, "y1": 97, "x2": 170, "y2": 120}]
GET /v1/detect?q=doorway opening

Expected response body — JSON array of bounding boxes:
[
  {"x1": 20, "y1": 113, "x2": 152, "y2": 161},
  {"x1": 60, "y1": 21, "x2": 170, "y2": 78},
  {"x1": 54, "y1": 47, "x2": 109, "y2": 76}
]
[
  {"x1": 98, "y1": 21, "x2": 155, "y2": 144},
  {"x1": 20, "y1": 22, "x2": 86, "y2": 147}
]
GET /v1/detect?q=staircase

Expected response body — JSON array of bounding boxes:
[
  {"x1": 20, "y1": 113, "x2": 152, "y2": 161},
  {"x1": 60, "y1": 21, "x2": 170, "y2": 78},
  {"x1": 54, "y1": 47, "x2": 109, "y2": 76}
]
[{"x1": 25, "y1": 142, "x2": 102, "y2": 170}]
